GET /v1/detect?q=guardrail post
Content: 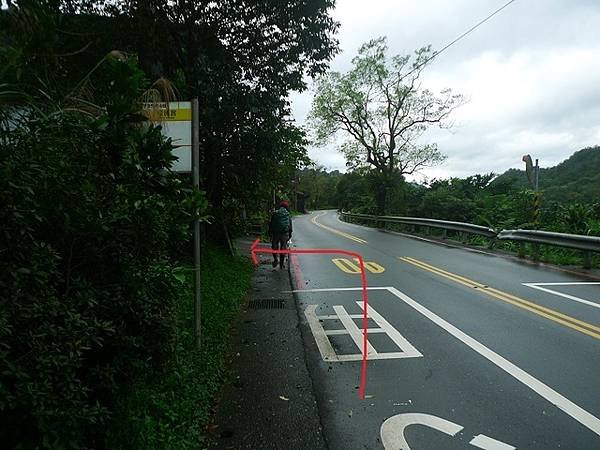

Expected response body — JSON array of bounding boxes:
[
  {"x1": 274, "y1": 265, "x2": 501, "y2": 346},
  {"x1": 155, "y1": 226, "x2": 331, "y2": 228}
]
[
  {"x1": 583, "y1": 251, "x2": 592, "y2": 269},
  {"x1": 532, "y1": 243, "x2": 540, "y2": 262},
  {"x1": 518, "y1": 242, "x2": 526, "y2": 258},
  {"x1": 441, "y1": 229, "x2": 447, "y2": 240}
]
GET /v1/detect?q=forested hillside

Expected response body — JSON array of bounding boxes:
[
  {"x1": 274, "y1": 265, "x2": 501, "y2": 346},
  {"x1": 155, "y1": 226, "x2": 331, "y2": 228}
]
[
  {"x1": 300, "y1": 146, "x2": 600, "y2": 235},
  {"x1": 489, "y1": 147, "x2": 600, "y2": 204}
]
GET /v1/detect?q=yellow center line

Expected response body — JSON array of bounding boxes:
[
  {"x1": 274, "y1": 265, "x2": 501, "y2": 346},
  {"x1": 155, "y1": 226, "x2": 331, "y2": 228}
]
[
  {"x1": 399, "y1": 256, "x2": 600, "y2": 341},
  {"x1": 311, "y1": 212, "x2": 367, "y2": 244}
]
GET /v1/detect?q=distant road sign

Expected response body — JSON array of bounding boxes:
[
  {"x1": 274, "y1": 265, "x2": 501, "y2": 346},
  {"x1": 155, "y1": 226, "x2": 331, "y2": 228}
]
[{"x1": 144, "y1": 101, "x2": 192, "y2": 172}]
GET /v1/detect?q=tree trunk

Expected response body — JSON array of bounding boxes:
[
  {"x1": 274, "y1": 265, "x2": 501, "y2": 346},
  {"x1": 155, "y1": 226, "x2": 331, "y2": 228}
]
[{"x1": 375, "y1": 182, "x2": 386, "y2": 215}]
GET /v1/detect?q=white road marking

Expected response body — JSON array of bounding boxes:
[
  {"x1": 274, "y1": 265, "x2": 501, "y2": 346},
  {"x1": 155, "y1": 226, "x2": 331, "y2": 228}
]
[
  {"x1": 526, "y1": 282, "x2": 600, "y2": 286},
  {"x1": 303, "y1": 301, "x2": 422, "y2": 362},
  {"x1": 333, "y1": 305, "x2": 378, "y2": 356},
  {"x1": 381, "y1": 413, "x2": 463, "y2": 449},
  {"x1": 523, "y1": 282, "x2": 600, "y2": 310},
  {"x1": 356, "y1": 301, "x2": 422, "y2": 358},
  {"x1": 470, "y1": 434, "x2": 516, "y2": 450},
  {"x1": 291, "y1": 286, "x2": 390, "y2": 293},
  {"x1": 386, "y1": 286, "x2": 600, "y2": 437},
  {"x1": 299, "y1": 286, "x2": 600, "y2": 436},
  {"x1": 380, "y1": 413, "x2": 516, "y2": 450},
  {"x1": 325, "y1": 328, "x2": 386, "y2": 335},
  {"x1": 304, "y1": 304, "x2": 337, "y2": 361}
]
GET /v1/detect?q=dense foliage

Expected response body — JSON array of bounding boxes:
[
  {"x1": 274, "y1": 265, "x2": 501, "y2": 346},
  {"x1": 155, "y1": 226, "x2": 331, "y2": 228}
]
[
  {"x1": 302, "y1": 147, "x2": 600, "y2": 237},
  {"x1": 2, "y1": 0, "x2": 339, "y2": 234},
  {"x1": 108, "y1": 249, "x2": 252, "y2": 449},
  {"x1": 488, "y1": 147, "x2": 600, "y2": 206},
  {"x1": 1, "y1": 0, "x2": 339, "y2": 447},
  {"x1": 0, "y1": 56, "x2": 198, "y2": 448}
]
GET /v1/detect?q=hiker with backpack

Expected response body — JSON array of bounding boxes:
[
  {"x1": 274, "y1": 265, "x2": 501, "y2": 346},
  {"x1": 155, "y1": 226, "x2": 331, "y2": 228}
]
[{"x1": 268, "y1": 200, "x2": 292, "y2": 269}]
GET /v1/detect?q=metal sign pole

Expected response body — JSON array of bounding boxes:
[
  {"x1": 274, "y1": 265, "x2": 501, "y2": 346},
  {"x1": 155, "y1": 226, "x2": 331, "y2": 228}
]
[{"x1": 192, "y1": 98, "x2": 202, "y2": 350}]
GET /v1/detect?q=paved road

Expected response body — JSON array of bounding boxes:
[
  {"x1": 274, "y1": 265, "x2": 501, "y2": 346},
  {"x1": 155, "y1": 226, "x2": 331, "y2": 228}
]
[{"x1": 289, "y1": 210, "x2": 600, "y2": 449}]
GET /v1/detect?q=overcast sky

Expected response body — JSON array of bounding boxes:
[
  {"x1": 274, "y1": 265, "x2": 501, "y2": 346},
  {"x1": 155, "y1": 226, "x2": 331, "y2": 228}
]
[{"x1": 290, "y1": 0, "x2": 600, "y2": 182}]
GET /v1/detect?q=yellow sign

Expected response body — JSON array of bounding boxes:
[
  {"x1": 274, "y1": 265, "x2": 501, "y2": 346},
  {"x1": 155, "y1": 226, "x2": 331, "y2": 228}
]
[
  {"x1": 142, "y1": 101, "x2": 192, "y2": 172},
  {"x1": 143, "y1": 102, "x2": 192, "y2": 122}
]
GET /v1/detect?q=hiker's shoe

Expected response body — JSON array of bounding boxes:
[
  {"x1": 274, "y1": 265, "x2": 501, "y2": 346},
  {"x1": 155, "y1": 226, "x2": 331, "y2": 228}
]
[
  {"x1": 280, "y1": 261, "x2": 285, "y2": 269},
  {"x1": 272, "y1": 260, "x2": 278, "y2": 268}
]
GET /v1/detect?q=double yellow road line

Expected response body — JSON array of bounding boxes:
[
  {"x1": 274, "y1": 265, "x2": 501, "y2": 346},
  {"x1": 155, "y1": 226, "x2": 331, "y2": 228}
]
[
  {"x1": 311, "y1": 212, "x2": 367, "y2": 244},
  {"x1": 400, "y1": 256, "x2": 600, "y2": 341}
]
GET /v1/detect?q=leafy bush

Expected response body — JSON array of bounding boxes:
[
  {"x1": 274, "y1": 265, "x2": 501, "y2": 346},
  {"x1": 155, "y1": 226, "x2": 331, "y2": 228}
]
[
  {"x1": 0, "y1": 57, "x2": 199, "y2": 448},
  {"x1": 107, "y1": 247, "x2": 253, "y2": 449}
]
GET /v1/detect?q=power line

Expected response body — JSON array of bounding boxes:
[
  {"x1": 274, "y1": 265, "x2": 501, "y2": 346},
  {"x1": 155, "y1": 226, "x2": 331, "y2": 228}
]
[{"x1": 403, "y1": 0, "x2": 519, "y2": 80}]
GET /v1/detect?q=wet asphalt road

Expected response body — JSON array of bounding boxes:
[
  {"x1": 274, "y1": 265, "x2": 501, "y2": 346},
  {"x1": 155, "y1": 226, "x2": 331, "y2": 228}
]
[{"x1": 289, "y1": 210, "x2": 600, "y2": 450}]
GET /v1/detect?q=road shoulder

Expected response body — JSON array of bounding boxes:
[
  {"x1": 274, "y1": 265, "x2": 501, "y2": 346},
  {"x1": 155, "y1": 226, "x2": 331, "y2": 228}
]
[{"x1": 209, "y1": 239, "x2": 327, "y2": 450}]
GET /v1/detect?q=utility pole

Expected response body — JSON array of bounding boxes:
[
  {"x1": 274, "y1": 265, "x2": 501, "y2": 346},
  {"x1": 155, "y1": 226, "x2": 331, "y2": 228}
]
[
  {"x1": 522, "y1": 154, "x2": 541, "y2": 227},
  {"x1": 192, "y1": 98, "x2": 202, "y2": 350},
  {"x1": 533, "y1": 158, "x2": 540, "y2": 227},
  {"x1": 523, "y1": 154, "x2": 541, "y2": 261}
]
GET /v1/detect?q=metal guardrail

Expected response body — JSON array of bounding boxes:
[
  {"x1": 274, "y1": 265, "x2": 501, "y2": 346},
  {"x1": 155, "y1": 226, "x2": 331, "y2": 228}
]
[
  {"x1": 497, "y1": 229, "x2": 600, "y2": 252},
  {"x1": 340, "y1": 212, "x2": 497, "y2": 238},
  {"x1": 340, "y1": 211, "x2": 599, "y2": 268}
]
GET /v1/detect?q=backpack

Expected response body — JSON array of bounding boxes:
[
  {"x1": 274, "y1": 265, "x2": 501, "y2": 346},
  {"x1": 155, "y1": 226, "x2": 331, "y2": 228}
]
[{"x1": 271, "y1": 207, "x2": 290, "y2": 233}]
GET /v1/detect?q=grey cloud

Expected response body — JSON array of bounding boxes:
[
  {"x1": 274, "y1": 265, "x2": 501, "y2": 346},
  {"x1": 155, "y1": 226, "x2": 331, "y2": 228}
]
[{"x1": 291, "y1": 0, "x2": 600, "y2": 179}]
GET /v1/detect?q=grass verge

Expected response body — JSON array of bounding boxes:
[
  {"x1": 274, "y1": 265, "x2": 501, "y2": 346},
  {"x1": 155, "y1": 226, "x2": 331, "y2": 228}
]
[{"x1": 108, "y1": 245, "x2": 253, "y2": 449}]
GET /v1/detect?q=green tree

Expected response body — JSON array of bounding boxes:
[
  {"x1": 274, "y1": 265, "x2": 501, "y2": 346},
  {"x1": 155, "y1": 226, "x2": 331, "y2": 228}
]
[
  {"x1": 298, "y1": 165, "x2": 342, "y2": 210},
  {"x1": 0, "y1": 54, "x2": 202, "y2": 448},
  {"x1": 2, "y1": 0, "x2": 339, "y2": 238},
  {"x1": 333, "y1": 170, "x2": 375, "y2": 213},
  {"x1": 309, "y1": 36, "x2": 464, "y2": 213}
]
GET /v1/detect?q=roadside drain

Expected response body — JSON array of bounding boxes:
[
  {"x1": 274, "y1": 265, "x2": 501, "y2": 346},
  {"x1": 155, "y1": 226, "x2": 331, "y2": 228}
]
[{"x1": 248, "y1": 298, "x2": 286, "y2": 309}]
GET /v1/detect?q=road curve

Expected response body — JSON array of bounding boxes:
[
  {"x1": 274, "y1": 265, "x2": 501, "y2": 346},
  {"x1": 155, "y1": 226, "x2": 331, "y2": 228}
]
[{"x1": 288, "y1": 210, "x2": 600, "y2": 450}]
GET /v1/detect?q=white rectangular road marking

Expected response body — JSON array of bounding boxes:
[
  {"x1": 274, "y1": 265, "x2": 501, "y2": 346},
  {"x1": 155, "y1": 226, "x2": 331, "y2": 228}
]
[
  {"x1": 319, "y1": 314, "x2": 363, "y2": 319},
  {"x1": 356, "y1": 301, "x2": 422, "y2": 358},
  {"x1": 523, "y1": 282, "x2": 600, "y2": 310},
  {"x1": 333, "y1": 305, "x2": 378, "y2": 356},
  {"x1": 302, "y1": 293, "x2": 422, "y2": 362},
  {"x1": 470, "y1": 434, "x2": 516, "y2": 450},
  {"x1": 304, "y1": 304, "x2": 337, "y2": 361},
  {"x1": 326, "y1": 328, "x2": 387, "y2": 335},
  {"x1": 336, "y1": 352, "x2": 420, "y2": 362}
]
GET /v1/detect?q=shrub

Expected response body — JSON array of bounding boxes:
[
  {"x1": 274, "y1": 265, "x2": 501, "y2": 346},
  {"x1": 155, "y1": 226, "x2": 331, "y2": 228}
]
[{"x1": 0, "y1": 57, "x2": 197, "y2": 448}]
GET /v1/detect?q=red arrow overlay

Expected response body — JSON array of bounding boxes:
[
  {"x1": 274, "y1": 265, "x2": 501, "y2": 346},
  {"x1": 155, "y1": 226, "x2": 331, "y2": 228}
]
[{"x1": 250, "y1": 238, "x2": 370, "y2": 400}]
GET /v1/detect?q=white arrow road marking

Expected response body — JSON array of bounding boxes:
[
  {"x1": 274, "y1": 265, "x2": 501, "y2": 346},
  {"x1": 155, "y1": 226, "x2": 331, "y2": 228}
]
[
  {"x1": 381, "y1": 413, "x2": 516, "y2": 450},
  {"x1": 381, "y1": 413, "x2": 463, "y2": 449}
]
